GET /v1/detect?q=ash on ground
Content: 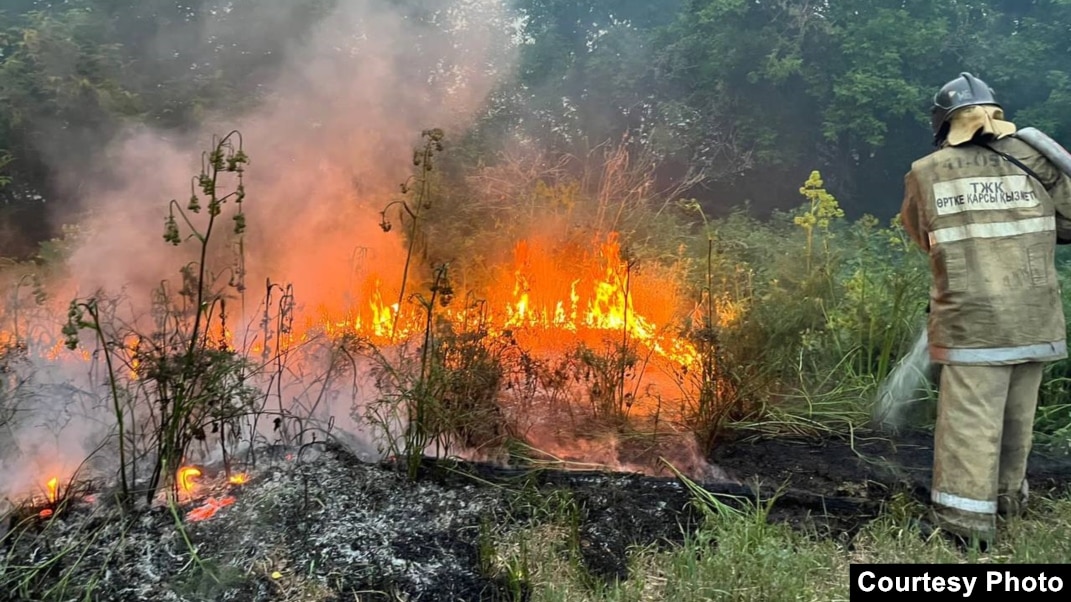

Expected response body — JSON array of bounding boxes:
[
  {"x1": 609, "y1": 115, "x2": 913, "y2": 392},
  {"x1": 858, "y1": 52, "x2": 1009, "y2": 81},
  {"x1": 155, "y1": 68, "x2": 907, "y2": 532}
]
[
  {"x1": 3, "y1": 432, "x2": 1071, "y2": 602},
  {"x1": 0, "y1": 442, "x2": 708, "y2": 601}
]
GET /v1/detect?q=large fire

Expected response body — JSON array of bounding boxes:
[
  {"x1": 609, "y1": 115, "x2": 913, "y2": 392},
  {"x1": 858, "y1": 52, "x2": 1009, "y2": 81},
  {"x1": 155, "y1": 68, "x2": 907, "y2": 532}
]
[
  {"x1": 1, "y1": 229, "x2": 725, "y2": 518},
  {"x1": 4, "y1": 232, "x2": 710, "y2": 373},
  {"x1": 244, "y1": 231, "x2": 713, "y2": 421},
  {"x1": 278, "y1": 233, "x2": 709, "y2": 369},
  {"x1": 487, "y1": 233, "x2": 705, "y2": 368}
]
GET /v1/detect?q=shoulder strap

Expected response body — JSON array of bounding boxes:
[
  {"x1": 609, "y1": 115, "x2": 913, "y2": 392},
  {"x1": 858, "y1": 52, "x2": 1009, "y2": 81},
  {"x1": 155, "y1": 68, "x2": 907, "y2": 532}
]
[{"x1": 977, "y1": 140, "x2": 1045, "y2": 185}]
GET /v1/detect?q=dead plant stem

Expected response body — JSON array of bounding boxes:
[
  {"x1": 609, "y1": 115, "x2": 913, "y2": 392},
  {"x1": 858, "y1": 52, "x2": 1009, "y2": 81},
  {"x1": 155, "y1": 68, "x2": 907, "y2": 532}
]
[{"x1": 86, "y1": 302, "x2": 129, "y2": 503}]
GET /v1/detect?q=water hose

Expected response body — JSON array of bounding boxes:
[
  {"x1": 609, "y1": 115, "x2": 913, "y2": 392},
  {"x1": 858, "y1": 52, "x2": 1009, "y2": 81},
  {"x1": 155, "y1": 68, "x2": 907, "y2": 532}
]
[{"x1": 1015, "y1": 127, "x2": 1071, "y2": 178}]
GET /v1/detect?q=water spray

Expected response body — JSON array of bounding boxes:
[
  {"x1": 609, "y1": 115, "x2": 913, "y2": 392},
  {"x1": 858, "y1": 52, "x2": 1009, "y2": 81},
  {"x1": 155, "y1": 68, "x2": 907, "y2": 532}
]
[{"x1": 872, "y1": 325, "x2": 936, "y2": 431}]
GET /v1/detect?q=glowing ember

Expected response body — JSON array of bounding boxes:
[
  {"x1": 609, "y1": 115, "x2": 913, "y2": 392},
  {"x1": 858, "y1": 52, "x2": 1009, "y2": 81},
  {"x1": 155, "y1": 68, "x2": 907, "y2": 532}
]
[
  {"x1": 38, "y1": 508, "x2": 53, "y2": 519},
  {"x1": 185, "y1": 496, "x2": 236, "y2": 522},
  {"x1": 178, "y1": 467, "x2": 202, "y2": 494},
  {"x1": 45, "y1": 477, "x2": 59, "y2": 504},
  {"x1": 228, "y1": 473, "x2": 249, "y2": 485}
]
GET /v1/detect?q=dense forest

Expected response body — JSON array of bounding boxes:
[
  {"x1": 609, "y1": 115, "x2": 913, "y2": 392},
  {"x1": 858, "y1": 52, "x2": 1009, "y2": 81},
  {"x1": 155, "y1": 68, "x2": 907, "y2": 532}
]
[{"x1": 1, "y1": 0, "x2": 1070, "y2": 258}]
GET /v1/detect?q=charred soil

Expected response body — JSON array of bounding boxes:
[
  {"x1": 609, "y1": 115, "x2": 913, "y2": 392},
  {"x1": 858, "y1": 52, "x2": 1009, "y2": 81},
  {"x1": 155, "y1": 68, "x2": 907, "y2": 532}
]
[{"x1": 3, "y1": 429, "x2": 1071, "y2": 602}]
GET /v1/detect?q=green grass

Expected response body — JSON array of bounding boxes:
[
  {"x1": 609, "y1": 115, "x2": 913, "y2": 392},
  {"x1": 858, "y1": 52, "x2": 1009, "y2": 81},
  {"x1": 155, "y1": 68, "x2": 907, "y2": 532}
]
[{"x1": 501, "y1": 489, "x2": 1071, "y2": 602}]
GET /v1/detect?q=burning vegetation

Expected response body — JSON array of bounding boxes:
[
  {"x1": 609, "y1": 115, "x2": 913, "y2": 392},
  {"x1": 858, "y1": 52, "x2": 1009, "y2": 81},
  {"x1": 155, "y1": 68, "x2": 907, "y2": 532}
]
[
  {"x1": 9, "y1": 107, "x2": 1068, "y2": 600},
  {"x1": 0, "y1": 106, "x2": 769, "y2": 596},
  {"x1": 0, "y1": 118, "x2": 1069, "y2": 602},
  {"x1": 0, "y1": 127, "x2": 722, "y2": 492},
  {"x1": 7, "y1": 4, "x2": 1071, "y2": 602},
  {"x1": 1, "y1": 124, "x2": 741, "y2": 493},
  {"x1": 3, "y1": 3, "x2": 1071, "y2": 599}
]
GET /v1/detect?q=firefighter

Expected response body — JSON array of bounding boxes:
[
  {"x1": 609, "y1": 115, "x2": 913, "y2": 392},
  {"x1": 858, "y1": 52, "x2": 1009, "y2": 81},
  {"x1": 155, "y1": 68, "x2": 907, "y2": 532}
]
[{"x1": 900, "y1": 72, "x2": 1071, "y2": 547}]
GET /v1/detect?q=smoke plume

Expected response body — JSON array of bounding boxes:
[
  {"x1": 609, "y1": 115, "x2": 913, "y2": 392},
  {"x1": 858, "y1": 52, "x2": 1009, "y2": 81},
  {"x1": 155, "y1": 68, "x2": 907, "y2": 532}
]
[{"x1": 1, "y1": 0, "x2": 519, "y2": 499}]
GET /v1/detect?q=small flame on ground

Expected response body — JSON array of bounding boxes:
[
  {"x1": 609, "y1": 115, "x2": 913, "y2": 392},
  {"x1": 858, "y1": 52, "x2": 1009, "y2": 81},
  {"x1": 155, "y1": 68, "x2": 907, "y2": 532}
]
[
  {"x1": 178, "y1": 467, "x2": 202, "y2": 494},
  {"x1": 38, "y1": 477, "x2": 72, "y2": 518},
  {"x1": 228, "y1": 473, "x2": 249, "y2": 485},
  {"x1": 46, "y1": 477, "x2": 59, "y2": 504}
]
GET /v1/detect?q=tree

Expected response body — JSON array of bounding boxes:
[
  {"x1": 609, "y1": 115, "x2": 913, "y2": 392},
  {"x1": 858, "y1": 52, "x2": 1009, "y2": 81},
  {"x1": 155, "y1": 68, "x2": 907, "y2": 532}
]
[{"x1": 0, "y1": 0, "x2": 332, "y2": 258}]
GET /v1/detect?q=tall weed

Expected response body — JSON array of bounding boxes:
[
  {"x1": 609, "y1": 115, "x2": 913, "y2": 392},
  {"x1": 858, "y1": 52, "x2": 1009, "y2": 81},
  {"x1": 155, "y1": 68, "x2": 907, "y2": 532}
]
[{"x1": 62, "y1": 132, "x2": 258, "y2": 505}]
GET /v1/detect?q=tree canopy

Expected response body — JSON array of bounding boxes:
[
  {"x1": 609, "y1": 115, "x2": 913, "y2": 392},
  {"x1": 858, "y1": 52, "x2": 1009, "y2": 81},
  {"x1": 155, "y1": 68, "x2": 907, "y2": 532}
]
[
  {"x1": 1, "y1": 0, "x2": 1070, "y2": 256},
  {"x1": 499, "y1": 0, "x2": 1071, "y2": 215}
]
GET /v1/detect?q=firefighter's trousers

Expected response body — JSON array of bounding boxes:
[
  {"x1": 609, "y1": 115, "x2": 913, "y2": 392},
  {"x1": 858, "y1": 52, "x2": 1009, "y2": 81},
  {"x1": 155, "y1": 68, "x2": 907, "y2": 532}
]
[{"x1": 931, "y1": 362, "x2": 1043, "y2": 539}]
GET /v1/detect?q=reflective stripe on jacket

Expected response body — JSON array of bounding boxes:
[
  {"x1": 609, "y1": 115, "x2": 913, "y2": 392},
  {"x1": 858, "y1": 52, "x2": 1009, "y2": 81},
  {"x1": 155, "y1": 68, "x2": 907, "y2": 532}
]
[{"x1": 901, "y1": 135, "x2": 1071, "y2": 366}]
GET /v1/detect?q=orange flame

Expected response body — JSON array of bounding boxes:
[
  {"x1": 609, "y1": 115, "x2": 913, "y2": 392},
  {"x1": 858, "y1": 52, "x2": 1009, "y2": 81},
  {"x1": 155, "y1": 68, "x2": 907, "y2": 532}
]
[
  {"x1": 186, "y1": 496, "x2": 235, "y2": 522},
  {"x1": 484, "y1": 234, "x2": 700, "y2": 367},
  {"x1": 7, "y1": 231, "x2": 715, "y2": 439},
  {"x1": 24, "y1": 231, "x2": 703, "y2": 372},
  {"x1": 178, "y1": 466, "x2": 202, "y2": 494},
  {"x1": 217, "y1": 232, "x2": 702, "y2": 368},
  {"x1": 126, "y1": 334, "x2": 142, "y2": 380}
]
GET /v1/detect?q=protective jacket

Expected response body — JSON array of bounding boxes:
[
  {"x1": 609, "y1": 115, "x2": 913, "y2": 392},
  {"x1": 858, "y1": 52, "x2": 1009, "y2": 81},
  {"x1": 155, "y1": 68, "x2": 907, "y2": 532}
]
[{"x1": 901, "y1": 135, "x2": 1071, "y2": 365}]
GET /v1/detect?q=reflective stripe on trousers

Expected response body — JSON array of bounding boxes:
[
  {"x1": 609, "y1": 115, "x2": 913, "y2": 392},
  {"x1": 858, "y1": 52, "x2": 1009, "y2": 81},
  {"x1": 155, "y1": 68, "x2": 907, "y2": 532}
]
[
  {"x1": 931, "y1": 363, "x2": 1044, "y2": 537},
  {"x1": 932, "y1": 490, "x2": 998, "y2": 514},
  {"x1": 931, "y1": 340, "x2": 1067, "y2": 364},
  {"x1": 927, "y1": 215, "x2": 1055, "y2": 246}
]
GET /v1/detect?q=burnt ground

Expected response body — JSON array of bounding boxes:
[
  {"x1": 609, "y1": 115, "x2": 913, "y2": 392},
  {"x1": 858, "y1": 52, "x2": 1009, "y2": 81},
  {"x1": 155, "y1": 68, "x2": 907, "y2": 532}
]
[
  {"x1": 3, "y1": 428, "x2": 1071, "y2": 602},
  {"x1": 711, "y1": 428, "x2": 1071, "y2": 514}
]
